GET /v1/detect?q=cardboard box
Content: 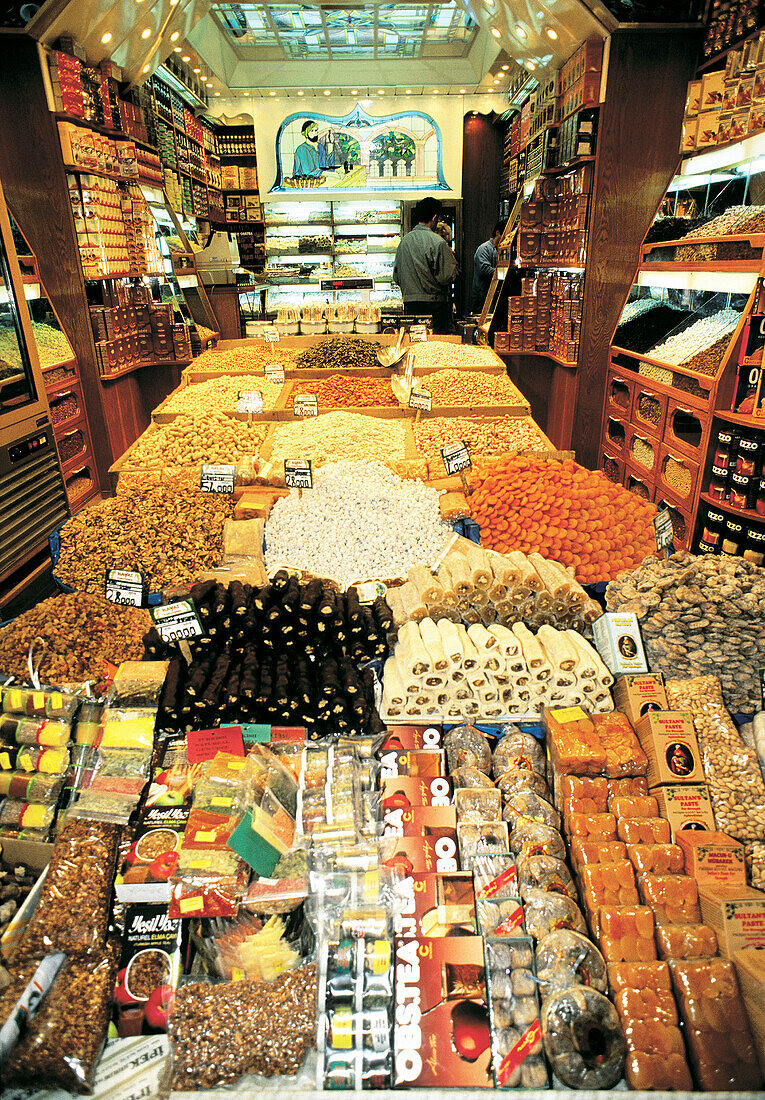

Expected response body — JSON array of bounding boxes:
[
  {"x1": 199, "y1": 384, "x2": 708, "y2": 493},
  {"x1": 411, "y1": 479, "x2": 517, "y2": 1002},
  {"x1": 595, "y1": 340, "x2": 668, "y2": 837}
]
[
  {"x1": 592, "y1": 612, "x2": 648, "y2": 674},
  {"x1": 378, "y1": 750, "x2": 445, "y2": 780},
  {"x1": 634, "y1": 711, "x2": 703, "y2": 787},
  {"x1": 612, "y1": 673, "x2": 668, "y2": 724},
  {"x1": 393, "y1": 936, "x2": 490, "y2": 1087},
  {"x1": 650, "y1": 783, "x2": 716, "y2": 840},
  {"x1": 699, "y1": 884, "x2": 765, "y2": 957},
  {"x1": 701, "y1": 69, "x2": 725, "y2": 111},
  {"x1": 381, "y1": 836, "x2": 456, "y2": 875},
  {"x1": 731, "y1": 947, "x2": 765, "y2": 1075},
  {"x1": 696, "y1": 110, "x2": 722, "y2": 147},
  {"x1": 396, "y1": 872, "x2": 476, "y2": 938},
  {"x1": 381, "y1": 774, "x2": 452, "y2": 811},
  {"x1": 677, "y1": 830, "x2": 746, "y2": 889}
]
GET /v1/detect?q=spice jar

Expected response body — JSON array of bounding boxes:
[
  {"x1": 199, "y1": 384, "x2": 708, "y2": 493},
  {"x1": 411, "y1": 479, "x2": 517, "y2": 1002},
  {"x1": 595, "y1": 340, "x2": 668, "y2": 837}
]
[
  {"x1": 708, "y1": 464, "x2": 730, "y2": 501},
  {"x1": 736, "y1": 434, "x2": 762, "y2": 477},
  {"x1": 743, "y1": 526, "x2": 765, "y2": 566},
  {"x1": 701, "y1": 506, "x2": 725, "y2": 547},
  {"x1": 713, "y1": 428, "x2": 736, "y2": 469},
  {"x1": 721, "y1": 517, "x2": 744, "y2": 556},
  {"x1": 757, "y1": 476, "x2": 765, "y2": 517},
  {"x1": 729, "y1": 471, "x2": 755, "y2": 510}
]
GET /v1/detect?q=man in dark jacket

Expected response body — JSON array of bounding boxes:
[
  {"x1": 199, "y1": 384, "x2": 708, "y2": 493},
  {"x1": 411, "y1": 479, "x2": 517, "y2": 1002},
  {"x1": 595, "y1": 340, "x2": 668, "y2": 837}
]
[
  {"x1": 393, "y1": 197, "x2": 458, "y2": 334},
  {"x1": 470, "y1": 222, "x2": 504, "y2": 312}
]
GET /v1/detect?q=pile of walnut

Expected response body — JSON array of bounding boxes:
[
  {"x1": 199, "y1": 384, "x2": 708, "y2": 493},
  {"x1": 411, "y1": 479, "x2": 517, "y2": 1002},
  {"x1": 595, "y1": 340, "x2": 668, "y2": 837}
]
[{"x1": 606, "y1": 551, "x2": 765, "y2": 712}]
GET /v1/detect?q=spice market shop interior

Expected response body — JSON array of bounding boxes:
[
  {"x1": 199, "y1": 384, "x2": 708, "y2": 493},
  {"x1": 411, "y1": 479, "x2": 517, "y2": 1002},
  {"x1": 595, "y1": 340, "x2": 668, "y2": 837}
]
[{"x1": 5, "y1": 1, "x2": 765, "y2": 1098}]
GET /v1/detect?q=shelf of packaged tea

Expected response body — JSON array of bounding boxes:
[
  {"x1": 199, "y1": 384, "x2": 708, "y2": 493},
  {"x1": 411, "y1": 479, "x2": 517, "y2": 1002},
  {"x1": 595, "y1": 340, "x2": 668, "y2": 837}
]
[{"x1": 53, "y1": 112, "x2": 157, "y2": 154}]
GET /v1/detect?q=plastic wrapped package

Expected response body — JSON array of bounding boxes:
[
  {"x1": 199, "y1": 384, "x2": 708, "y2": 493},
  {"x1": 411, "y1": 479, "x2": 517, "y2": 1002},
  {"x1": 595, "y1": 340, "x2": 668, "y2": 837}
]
[
  {"x1": 607, "y1": 961, "x2": 678, "y2": 1025},
  {"x1": 204, "y1": 913, "x2": 301, "y2": 982},
  {"x1": 97, "y1": 707, "x2": 156, "y2": 751},
  {"x1": 1, "y1": 685, "x2": 79, "y2": 720},
  {"x1": 0, "y1": 770, "x2": 64, "y2": 802},
  {"x1": 0, "y1": 716, "x2": 71, "y2": 746},
  {"x1": 2, "y1": 941, "x2": 119, "y2": 1093},
  {"x1": 0, "y1": 799, "x2": 56, "y2": 830},
  {"x1": 637, "y1": 873, "x2": 701, "y2": 924},
  {"x1": 169, "y1": 965, "x2": 318, "y2": 1088},
  {"x1": 458, "y1": 821, "x2": 509, "y2": 861},
  {"x1": 450, "y1": 765, "x2": 495, "y2": 789},
  {"x1": 626, "y1": 843, "x2": 684, "y2": 875},
  {"x1": 455, "y1": 786, "x2": 502, "y2": 824},
  {"x1": 569, "y1": 839, "x2": 628, "y2": 870},
  {"x1": 669, "y1": 958, "x2": 763, "y2": 1090},
  {"x1": 745, "y1": 840, "x2": 765, "y2": 889},
  {"x1": 502, "y1": 790, "x2": 560, "y2": 831},
  {"x1": 4, "y1": 744, "x2": 69, "y2": 773},
  {"x1": 540, "y1": 985, "x2": 626, "y2": 1089},
  {"x1": 590, "y1": 712, "x2": 648, "y2": 778},
  {"x1": 655, "y1": 922, "x2": 718, "y2": 959},
  {"x1": 19, "y1": 816, "x2": 120, "y2": 958},
  {"x1": 558, "y1": 775, "x2": 609, "y2": 813},
  {"x1": 580, "y1": 862, "x2": 639, "y2": 923},
  {"x1": 666, "y1": 675, "x2": 765, "y2": 842},
  {"x1": 444, "y1": 724, "x2": 492, "y2": 773},
  {"x1": 567, "y1": 812, "x2": 618, "y2": 840},
  {"x1": 509, "y1": 818, "x2": 566, "y2": 863},
  {"x1": 607, "y1": 776, "x2": 649, "y2": 798},
  {"x1": 607, "y1": 795, "x2": 658, "y2": 819},
  {"x1": 477, "y1": 896, "x2": 527, "y2": 937},
  {"x1": 522, "y1": 888, "x2": 587, "y2": 940},
  {"x1": 109, "y1": 660, "x2": 169, "y2": 707},
  {"x1": 75, "y1": 701, "x2": 102, "y2": 746},
  {"x1": 493, "y1": 729, "x2": 545, "y2": 777},
  {"x1": 470, "y1": 852, "x2": 518, "y2": 898},
  {"x1": 597, "y1": 906, "x2": 657, "y2": 962},
  {"x1": 517, "y1": 854, "x2": 577, "y2": 901},
  {"x1": 496, "y1": 768, "x2": 551, "y2": 801},
  {"x1": 623, "y1": 1022, "x2": 694, "y2": 1091},
  {"x1": 544, "y1": 707, "x2": 606, "y2": 776},
  {"x1": 534, "y1": 929, "x2": 607, "y2": 999},
  {"x1": 484, "y1": 937, "x2": 547, "y2": 1089},
  {"x1": 617, "y1": 817, "x2": 671, "y2": 844}
]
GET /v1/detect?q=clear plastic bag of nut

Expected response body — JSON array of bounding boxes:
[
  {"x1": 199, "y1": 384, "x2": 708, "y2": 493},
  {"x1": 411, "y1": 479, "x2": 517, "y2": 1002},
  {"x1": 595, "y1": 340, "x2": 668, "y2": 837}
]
[{"x1": 484, "y1": 936, "x2": 547, "y2": 1088}]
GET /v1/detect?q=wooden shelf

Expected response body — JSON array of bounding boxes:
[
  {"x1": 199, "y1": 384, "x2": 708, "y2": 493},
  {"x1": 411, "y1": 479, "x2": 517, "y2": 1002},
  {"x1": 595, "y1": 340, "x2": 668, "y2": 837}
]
[
  {"x1": 54, "y1": 113, "x2": 156, "y2": 154},
  {"x1": 99, "y1": 358, "x2": 190, "y2": 383},
  {"x1": 611, "y1": 345, "x2": 716, "y2": 387},
  {"x1": 697, "y1": 27, "x2": 760, "y2": 74},
  {"x1": 640, "y1": 259, "x2": 763, "y2": 273},
  {"x1": 542, "y1": 154, "x2": 596, "y2": 176},
  {"x1": 497, "y1": 348, "x2": 578, "y2": 370},
  {"x1": 712, "y1": 409, "x2": 765, "y2": 428},
  {"x1": 219, "y1": 151, "x2": 257, "y2": 160},
  {"x1": 699, "y1": 490, "x2": 764, "y2": 521},
  {"x1": 643, "y1": 233, "x2": 765, "y2": 254}
]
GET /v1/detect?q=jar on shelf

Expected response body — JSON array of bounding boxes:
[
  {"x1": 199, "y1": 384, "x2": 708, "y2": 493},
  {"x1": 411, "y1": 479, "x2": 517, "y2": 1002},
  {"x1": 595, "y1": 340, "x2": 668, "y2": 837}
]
[
  {"x1": 721, "y1": 517, "x2": 744, "y2": 556},
  {"x1": 708, "y1": 464, "x2": 730, "y2": 502},
  {"x1": 735, "y1": 434, "x2": 762, "y2": 477},
  {"x1": 713, "y1": 428, "x2": 736, "y2": 470},
  {"x1": 728, "y1": 471, "x2": 756, "y2": 511},
  {"x1": 744, "y1": 526, "x2": 765, "y2": 567},
  {"x1": 756, "y1": 476, "x2": 765, "y2": 517},
  {"x1": 700, "y1": 505, "x2": 725, "y2": 548}
]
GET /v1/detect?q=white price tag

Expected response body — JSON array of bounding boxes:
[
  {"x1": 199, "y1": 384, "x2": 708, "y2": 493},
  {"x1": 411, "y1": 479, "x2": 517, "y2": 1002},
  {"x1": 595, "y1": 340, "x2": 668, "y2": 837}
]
[
  {"x1": 441, "y1": 440, "x2": 471, "y2": 475},
  {"x1": 408, "y1": 388, "x2": 432, "y2": 412},
  {"x1": 284, "y1": 458, "x2": 313, "y2": 489},
  {"x1": 293, "y1": 394, "x2": 318, "y2": 417},
  {"x1": 263, "y1": 326, "x2": 280, "y2": 343},
  {"x1": 236, "y1": 390, "x2": 264, "y2": 413},
  {"x1": 200, "y1": 463, "x2": 236, "y2": 493},
  {"x1": 151, "y1": 599, "x2": 204, "y2": 642},
  {"x1": 105, "y1": 568, "x2": 146, "y2": 607},
  {"x1": 653, "y1": 508, "x2": 674, "y2": 552},
  {"x1": 409, "y1": 324, "x2": 428, "y2": 342},
  {"x1": 264, "y1": 366, "x2": 285, "y2": 384},
  {"x1": 356, "y1": 580, "x2": 387, "y2": 604}
]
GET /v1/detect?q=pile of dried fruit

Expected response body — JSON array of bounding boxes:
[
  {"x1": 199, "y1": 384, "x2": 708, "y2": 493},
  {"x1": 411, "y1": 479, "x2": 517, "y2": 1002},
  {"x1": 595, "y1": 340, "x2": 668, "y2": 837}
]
[
  {"x1": 161, "y1": 376, "x2": 285, "y2": 415},
  {"x1": 0, "y1": 592, "x2": 149, "y2": 684},
  {"x1": 413, "y1": 415, "x2": 548, "y2": 459},
  {"x1": 289, "y1": 374, "x2": 397, "y2": 407},
  {"x1": 419, "y1": 369, "x2": 528, "y2": 407},
  {"x1": 189, "y1": 345, "x2": 293, "y2": 372},
  {"x1": 267, "y1": 411, "x2": 407, "y2": 468},
  {"x1": 55, "y1": 485, "x2": 234, "y2": 591},
  {"x1": 469, "y1": 457, "x2": 656, "y2": 583}
]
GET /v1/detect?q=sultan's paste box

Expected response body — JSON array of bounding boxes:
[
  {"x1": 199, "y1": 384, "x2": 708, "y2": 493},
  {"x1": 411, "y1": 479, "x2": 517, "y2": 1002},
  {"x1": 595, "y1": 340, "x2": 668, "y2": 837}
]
[
  {"x1": 649, "y1": 783, "x2": 716, "y2": 840},
  {"x1": 396, "y1": 872, "x2": 476, "y2": 938},
  {"x1": 699, "y1": 884, "x2": 765, "y2": 957},
  {"x1": 393, "y1": 936, "x2": 491, "y2": 1087},
  {"x1": 634, "y1": 711, "x2": 703, "y2": 787},
  {"x1": 612, "y1": 673, "x2": 668, "y2": 724}
]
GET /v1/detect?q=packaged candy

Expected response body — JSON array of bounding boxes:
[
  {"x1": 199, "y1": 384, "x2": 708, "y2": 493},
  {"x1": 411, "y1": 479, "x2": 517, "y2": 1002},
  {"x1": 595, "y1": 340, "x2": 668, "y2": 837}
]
[
  {"x1": 543, "y1": 707, "x2": 606, "y2": 776},
  {"x1": 580, "y1": 862, "x2": 639, "y2": 922},
  {"x1": 502, "y1": 790, "x2": 560, "y2": 831},
  {"x1": 455, "y1": 786, "x2": 502, "y2": 825},
  {"x1": 607, "y1": 776, "x2": 649, "y2": 798},
  {"x1": 540, "y1": 985, "x2": 626, "y2": 1089},
  {"x1": 637, "y1": 873, "x2": 701, "y2": 924},
  {"x1": 484, "y1": 937, "x2": 547, "y2": 1089},
  {"x1": 496, "y1": 768, "x2": 551, "y2": 802},
  {"x1": 0, "y1": 770, "x2": 64, "y2": 802},
  {"x1": 669, "y1": 958, "x2": 763, "y2": 1090},
  {"x1": 569, "y1": 839, "x2": 627, "y2": 870},
  {"x1": 567, "y1": 813, "x2": 617, "y2": 840},
  {"x1": 591, "y1": 712, "x2": 648, "y2": 778},
  {"x1": 522, "y1": 889, "x2": 587, "y2": 940},
  {"x1": 617, "y1": 817, "x2": 671, "y2": 845},
  {"x1": 1, "y1": 716, "x2": 71, "y2": 746},
  {"x1": 0, "y1": 744, "x2": 69, "y2": 773},
  {"x1": 450, "y1": 765, "x2": 495, "y2": 789},
  {"x1": 557, "y1": 775, "x2": 608, "y2": 812},
  {"x1": 517, "y1": 854, "x2": 577, "y2": 901},
  {"x1": 493, "y1": 729, "x2": 545, "y2": 777},
  {"x1": 470, "y1": 853, "x2": 517, "y2": 898},
  {"x1": 607, "y1": 795, "x2": 658, "y2": 819},
  {"x1": 535, "y1": 929, "x2": 607, "y2": 999},
  {"x1": 623, "y1": 1024, "x2": 694, "y2": 1090},
  {"x1": 626, "y1": 843, "x2": 684, "y2": 875},
  {"x1": 477, "y1": 897, "x2": 526, "y2": 937},
  {"x1": 444, "y1": 724, "x2": 492, "y2": 773},
  {"x1": 611, "y1": 985, "x2": 679, "y2": 1026},
  {"x1": 458, "y1": 821, "x2": 509, "y2": 861},
  {"x1": 510, "y1": 819, "x2": 566, "y2": 863},
  {"x1": 597, "y1": 906, "x2": 656, "y2": 962},
  {"x1": 655, "y1": 922, "x2": 718, "y2": 959},
  {"x1": 1, "y1": 685, "x2": 79, "y2": 720},
  {"x1": 0, "y1": 799, "x2": 56, "y2": 829}
]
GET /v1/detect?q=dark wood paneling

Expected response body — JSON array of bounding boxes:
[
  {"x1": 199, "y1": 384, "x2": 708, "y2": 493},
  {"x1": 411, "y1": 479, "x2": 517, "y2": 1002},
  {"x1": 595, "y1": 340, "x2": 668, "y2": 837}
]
[
  {"x1": 461, "y1": 113, "x2": 503, "y2": 313},
  {"x1": 0, "y1": 34, "x2": 112, "y2": 489},
  {"x1": 504, "y1": 354, "x2": 578, "y2": 450},
  {"x1": 101, "y1": 362, "x2": 182, "y2": 461},
  {"x1": 207, "y1": 285, "x2": 244, "y2": 339},
  {"x1": 573, "y1": 27, "x2": 702, "y2": 468}
]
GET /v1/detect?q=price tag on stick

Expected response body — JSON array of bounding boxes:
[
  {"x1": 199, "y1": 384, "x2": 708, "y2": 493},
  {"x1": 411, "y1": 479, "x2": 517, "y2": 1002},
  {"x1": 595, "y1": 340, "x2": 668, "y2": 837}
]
[
  {"x1": 293, "y1": 394, "x2": 318, "y2": 417},
  {"x1": 264, "y1": 365, "x2": 285, "y2": 384},
  {"x1": 441, "y1": 440, "x2": 472, "y2": 493},
  {"x1": 653, "y1": 508, "x2": 674, "y2": 557},
  {"x1": 200, "y1": 464, "x2": 236, "y2": 493},
  {"x1": 284, "y1": 458, "x2": 313, "y2": 489},
  {"x1": 151, "y1": 599, "x2": 204, "y2": 643},
  {"x1": 408, "y1": 388, "x2": 432, "y2": 412},
  {"x1": 263, "y1": 326, "x2": 280, "y2": 343},
  {"x1": 104, "y1": 568, "x2": 146, "y2": 607}
]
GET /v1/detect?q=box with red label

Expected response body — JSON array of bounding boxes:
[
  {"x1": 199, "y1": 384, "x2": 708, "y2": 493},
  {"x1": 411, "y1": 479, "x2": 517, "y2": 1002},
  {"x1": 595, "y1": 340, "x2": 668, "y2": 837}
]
[
  {"x1": 396, "y1": 871, "x2": 476, "y2": 938},
  {"x1": 634, "y1": 711, "x2": 703, "y2": 787},
  {"x1": 385, "y1": 805, "x2": 457, "y2": 840},
  {"x1": 677, "y1": 830, "x2": 746, "y2": 889},
  {"x1": 393, "y1": 936, "x2": 490, "y2": 1087},
  {"x1": 381, "y1": 836, "x2": 457, "y2": 876},
  {"x1": 378, "y1": 749, "x2": 445, "y2": 780},
  {"x1": 381, "y1": 775, "x2": 453, "y2": 813}
]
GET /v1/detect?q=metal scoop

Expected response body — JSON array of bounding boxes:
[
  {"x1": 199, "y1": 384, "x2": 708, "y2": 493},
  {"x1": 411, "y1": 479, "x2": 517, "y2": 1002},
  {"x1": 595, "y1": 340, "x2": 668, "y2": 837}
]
[{"x1": 377, "y1": 327, "x2": 408, "y2": 368}]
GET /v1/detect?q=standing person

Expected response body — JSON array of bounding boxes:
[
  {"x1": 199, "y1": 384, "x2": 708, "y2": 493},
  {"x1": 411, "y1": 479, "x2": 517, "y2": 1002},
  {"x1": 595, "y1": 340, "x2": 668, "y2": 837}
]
[
  {"x1": 393, "y1": 197, "x2": 458, "y2": 334},
  {"x1": 470, "y1": 222, "x2": 504, "y2": 312}
]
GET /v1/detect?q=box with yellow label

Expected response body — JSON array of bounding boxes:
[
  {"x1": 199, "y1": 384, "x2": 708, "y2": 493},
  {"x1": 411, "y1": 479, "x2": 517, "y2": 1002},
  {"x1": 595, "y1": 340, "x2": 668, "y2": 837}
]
[
  {"x1": 699, "y1": 884, "x2": 765, "y2": 957},
  {"x1": 650, "y1": 783, "x2": 716, "y2": 841},
  {"x1": 634, "y1": 711, "x2": 703, "y2": 787}
]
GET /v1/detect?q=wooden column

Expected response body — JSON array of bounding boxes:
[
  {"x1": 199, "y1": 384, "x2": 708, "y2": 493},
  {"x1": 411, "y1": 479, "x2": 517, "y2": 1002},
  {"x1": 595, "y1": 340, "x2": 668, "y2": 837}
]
[
  {"x1": 572, "y1": 26, "x2": 701, "y2": 467},
  {"x1": 0, "y1": 33, "x2": 112, "y2": 489},
  {"x1": 461, "y1": 112, "x2": 503, "y2": 313}
]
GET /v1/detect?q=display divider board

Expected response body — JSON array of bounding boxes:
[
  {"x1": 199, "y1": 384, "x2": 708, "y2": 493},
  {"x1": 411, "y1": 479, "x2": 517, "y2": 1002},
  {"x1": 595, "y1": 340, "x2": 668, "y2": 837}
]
[{"x1": 151, "y1": 379, "x2": 292, "y2": 424}]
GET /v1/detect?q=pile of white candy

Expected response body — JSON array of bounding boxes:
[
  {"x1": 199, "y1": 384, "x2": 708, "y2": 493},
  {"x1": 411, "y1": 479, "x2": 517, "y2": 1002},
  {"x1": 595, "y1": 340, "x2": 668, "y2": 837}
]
[
  {"x1": 382, "y1": 618, "x2": 615, "y2": 720},
  {"x1": 649, "y1": 308, "x2": 739, "y2": 365},
  {"x1": 264, "y1": 460, "x2": 451, "y2": 589}
]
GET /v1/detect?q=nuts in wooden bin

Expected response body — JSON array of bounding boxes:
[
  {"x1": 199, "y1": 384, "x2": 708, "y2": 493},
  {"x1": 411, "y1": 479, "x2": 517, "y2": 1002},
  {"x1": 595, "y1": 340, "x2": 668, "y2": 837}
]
[{"x1": 127, "y1": 413, "x2": 267, "y2": 468}]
